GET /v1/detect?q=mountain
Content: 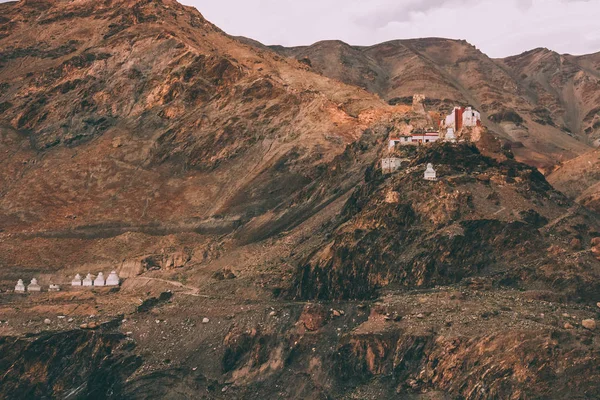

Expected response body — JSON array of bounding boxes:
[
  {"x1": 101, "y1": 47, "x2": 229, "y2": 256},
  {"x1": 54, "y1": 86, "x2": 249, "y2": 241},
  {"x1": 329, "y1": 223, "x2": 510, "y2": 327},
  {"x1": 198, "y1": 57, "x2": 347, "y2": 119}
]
[
  {"x1": 268, "y1": 39, "x2": 599, "y2": 169},
  {"x1": 0, "y1": 1, "x2": 599, "y2": 399},
  {"x1": 0, "y1": 0, "x2": 387, "y2": 242}
]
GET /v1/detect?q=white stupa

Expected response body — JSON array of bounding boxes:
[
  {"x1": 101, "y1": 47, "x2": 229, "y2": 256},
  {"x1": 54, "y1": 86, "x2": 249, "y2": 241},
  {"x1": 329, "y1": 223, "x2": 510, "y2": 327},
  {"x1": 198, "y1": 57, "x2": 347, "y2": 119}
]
[
  {"x1": 72, "y1": 274, "x2": 83, "y2": 287},
  {"x1": 49, "y1": 284, "x2": 61, "y2": 292},
  {"x1": 27, "y1": 278, "x2": 41, "y2": 292},
  {"x1": 445, "y1": 128, "x2": 456, "y2": 142},
  {"x1": 15, "y1": 279, "x2": 26, "y2": 293},
  {"x1": 94, "y1": 272, "x2": 106, "y2": 287},
  {"x1": 106, "y1": 271, "x2": 120, "y2": 286},
  {"x1": 424, "y1": 163, "x2": 438, "y2": 181},
  {"x1": 83, "y1": 273, "x2": 94, "y2": 287}
]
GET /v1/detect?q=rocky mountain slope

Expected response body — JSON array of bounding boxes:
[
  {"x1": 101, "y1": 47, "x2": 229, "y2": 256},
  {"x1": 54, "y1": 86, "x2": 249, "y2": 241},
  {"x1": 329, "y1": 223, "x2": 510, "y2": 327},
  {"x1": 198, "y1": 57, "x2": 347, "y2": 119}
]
[
  {"x1": 294, "y1": 142, "x2": 600, "y2": 301},
  {"x1": 0, "y1": 1, "x2": 599, "y2": 399},
  {"x1": 268, "y1": 39, "x2": 599, "y2": 169},
  {"x1": 0, "y1": 0, "x2": 389, "y2": 250},
  {"x1": 548, "y1": 148, "x2": 600, "y2": 212}
]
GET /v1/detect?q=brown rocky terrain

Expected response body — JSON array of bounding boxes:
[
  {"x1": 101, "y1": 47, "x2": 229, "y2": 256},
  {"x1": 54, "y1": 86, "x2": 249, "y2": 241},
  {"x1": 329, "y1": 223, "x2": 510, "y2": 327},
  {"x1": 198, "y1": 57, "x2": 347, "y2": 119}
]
[
  {"x1": 0, "y1": 1, "x2": 599, "y2": 399},
  {"x1": 294, "y1": 143, "x2": 600, "y2": 302},
  {"x1": 548, "y1": 148, "x2": 600, "y2": 212}
]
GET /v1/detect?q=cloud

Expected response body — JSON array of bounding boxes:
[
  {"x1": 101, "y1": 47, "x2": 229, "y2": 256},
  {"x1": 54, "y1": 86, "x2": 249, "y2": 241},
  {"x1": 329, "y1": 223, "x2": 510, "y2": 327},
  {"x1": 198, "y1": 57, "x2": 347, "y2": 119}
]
[{"x1": 353, "y1": 0, "x2": 473, "y2": 26}]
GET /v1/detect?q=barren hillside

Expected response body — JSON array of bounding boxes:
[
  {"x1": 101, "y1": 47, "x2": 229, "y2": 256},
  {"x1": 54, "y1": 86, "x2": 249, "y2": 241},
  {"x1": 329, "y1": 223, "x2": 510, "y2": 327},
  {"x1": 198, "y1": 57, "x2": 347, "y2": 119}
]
[{"x1": 0, "y1": 1, "x2": 599, "y2": 399}]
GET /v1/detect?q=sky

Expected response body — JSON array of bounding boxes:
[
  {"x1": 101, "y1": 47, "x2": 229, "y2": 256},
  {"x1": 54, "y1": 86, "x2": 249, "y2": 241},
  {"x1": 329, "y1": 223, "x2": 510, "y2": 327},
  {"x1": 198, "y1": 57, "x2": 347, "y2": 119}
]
[
  {"x1": 1, "y1": 0, "x2": 597, "y2": 57},
  {"x1": 187, "y1": 0, "x2": 599, "y2": 57}
]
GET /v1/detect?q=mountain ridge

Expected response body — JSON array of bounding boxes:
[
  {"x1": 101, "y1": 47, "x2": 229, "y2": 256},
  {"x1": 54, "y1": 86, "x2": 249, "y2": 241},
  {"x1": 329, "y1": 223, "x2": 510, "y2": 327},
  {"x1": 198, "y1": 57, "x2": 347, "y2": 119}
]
[{"x1": 245, "y1": 35, "x2": 599, "y2": 170}]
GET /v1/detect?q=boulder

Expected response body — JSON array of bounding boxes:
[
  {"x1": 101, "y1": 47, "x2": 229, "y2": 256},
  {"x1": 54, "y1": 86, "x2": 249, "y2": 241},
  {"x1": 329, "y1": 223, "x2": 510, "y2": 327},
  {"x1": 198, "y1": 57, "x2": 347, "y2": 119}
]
[
  {"x1": 570, "y1": 238, "x2": 582, "y2": 250},
  {"x1": 582, "y1": 319, "x2": 596, "y2": 330},
  {"x1": 297, "y1": 304, "x2": 328, "y2": 332}
]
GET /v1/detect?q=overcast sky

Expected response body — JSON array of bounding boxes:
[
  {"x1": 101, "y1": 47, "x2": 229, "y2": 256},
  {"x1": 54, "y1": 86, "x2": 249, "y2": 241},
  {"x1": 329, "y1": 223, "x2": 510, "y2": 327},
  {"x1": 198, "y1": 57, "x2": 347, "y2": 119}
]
[
  {"x1": 188, "y1": 0, "x2": 599, "y2": 57},
  {"x1": 1, "y1": 0, "x2": 597, "y2": 57}
]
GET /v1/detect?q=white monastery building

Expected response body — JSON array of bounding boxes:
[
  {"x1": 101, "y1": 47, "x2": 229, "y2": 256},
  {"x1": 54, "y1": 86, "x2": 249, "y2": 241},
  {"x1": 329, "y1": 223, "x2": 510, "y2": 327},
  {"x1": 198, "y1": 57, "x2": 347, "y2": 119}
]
[{"x1": 444, "y1": 107, "x2": 481, "y2": 131}]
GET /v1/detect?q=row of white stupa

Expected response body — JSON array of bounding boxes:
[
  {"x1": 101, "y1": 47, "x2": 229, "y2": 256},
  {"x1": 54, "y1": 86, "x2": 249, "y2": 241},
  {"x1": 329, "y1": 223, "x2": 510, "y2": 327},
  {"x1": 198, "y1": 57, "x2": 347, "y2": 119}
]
[
  {"x1": 72, "y1": 271, "x2": 121, "y2": 287},
  {"x1": 14, "y1": 278, "x2": 53, "y2": 293},
  {"x1": 14, "y1": 272, "x2": 121, "y2": 292}
]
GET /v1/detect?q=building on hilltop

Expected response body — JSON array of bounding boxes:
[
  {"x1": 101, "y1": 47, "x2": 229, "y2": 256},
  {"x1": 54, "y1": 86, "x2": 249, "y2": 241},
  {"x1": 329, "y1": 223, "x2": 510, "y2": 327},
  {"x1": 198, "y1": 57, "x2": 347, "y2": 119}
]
[
  {"x1": 389, "y1": 130, "x2": 441, "y2": 148},
  {"x1": 411, "y1": 130, "x2": 440, "y2": 144},
  {"x1": 389, "y1": 135, "x2": 413, "y2": 149},
  {"x1": 444, "y1": 106, "x2": 481, "y2": 131}
]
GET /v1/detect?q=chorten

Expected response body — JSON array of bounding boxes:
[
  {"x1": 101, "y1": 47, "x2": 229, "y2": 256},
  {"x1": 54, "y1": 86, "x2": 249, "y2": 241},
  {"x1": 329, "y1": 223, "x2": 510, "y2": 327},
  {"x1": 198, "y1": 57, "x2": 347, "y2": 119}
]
[
  {"x1": 106, "y1": 271, "x2": 120, "y2": 286},
  {"x1": 72, "y1": 274, "x2": 83, "y2": 286},
  {"x1": 424, "y1": 163, "x2": 438, "y2": 181},
  {"x1": 15, "y1": 279, "x2": 25, "y2": 293},
  {"x1": 83, "y1": 273, "x2": 94, "y2": 287},
  {"x1": 27, "y1": 278, "x2": 41, "y2": 292},
  {"x1": 94, "y1": 272, "x2": 106, "y2": 287}
]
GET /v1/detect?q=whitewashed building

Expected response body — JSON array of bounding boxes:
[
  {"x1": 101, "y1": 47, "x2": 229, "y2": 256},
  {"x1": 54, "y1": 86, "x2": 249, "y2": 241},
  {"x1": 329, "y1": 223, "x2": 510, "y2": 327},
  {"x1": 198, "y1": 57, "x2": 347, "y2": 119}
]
[
  {"x1": 463, "y1": 107, "x2": 481, "y2": 127},
  {"x1": 411, "y1": 131, "x2": 440, "y2": 144},
  {"x1": 389, "y1": 135, "x2": 413, "y2": 148},
  {"x1": 444, "y1": 106, "x2": 481, "y2": 131}
]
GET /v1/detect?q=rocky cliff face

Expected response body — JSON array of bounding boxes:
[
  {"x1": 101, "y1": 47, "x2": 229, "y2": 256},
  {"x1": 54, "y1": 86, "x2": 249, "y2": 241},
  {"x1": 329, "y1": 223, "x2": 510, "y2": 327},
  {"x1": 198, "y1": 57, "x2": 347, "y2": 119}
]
[{"x1": 0, "y1": 1, "x2": 599, "y2": 399}]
